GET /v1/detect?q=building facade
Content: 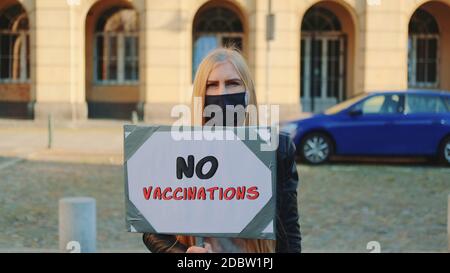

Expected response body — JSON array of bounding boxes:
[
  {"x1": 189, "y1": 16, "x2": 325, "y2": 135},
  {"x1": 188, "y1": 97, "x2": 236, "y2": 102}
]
[{"x1": 0, "y1": 0, "x2": 449, "y2": 122}]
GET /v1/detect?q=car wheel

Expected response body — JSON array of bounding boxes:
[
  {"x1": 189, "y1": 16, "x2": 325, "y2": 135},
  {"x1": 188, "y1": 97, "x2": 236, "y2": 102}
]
[
  {"x1": 300, "y1": 133, "x2": 333, "y2": 165},
  {"x1": 439, "y1": 136, "x2": 450, "y2": 166}
]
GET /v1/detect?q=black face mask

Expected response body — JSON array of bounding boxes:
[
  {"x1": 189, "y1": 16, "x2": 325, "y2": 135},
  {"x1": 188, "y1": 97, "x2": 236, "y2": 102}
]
[{"x1": 204, "y1": 92, "x2": 247, "y2": 127}]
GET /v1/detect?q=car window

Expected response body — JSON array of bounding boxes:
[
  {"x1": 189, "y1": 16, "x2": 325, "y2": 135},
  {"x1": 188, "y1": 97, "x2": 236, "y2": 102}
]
[
  {"x1": 356, "y1": 94, "x2": 402, "y2": 114},
  {"x1": 405, "y1": 94, "x2": 448, "y2": 114},
  {"x1": 444, "y1": 97, "x2": 450, "y2": 111},
  {"x1": 324, "y1": 93, "x2": 368, "y2": 115}
]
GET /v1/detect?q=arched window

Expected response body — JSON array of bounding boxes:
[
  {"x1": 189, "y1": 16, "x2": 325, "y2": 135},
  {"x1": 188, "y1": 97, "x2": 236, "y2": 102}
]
[
  {"x1": 409, "y1": 9, "x2": 439, "y2": 34},
  {"x1": 301, "y1": 6, "x2": 345, "y2": 113},
  {"x1": 0, "y1": 3, "x2": 29, "y2": 83},
  {"x1": 301, "y1": 7, "x2": 342, "y2": 33},
  {"x1": 408, "y1": 9, "x2": 439, "y2": 88},
  {"x1": 192, "y1": 6, "x2": 244, "y2": 80},
  {"x1": 94, "y1": 8, "x2": 139, "y2": 84}
]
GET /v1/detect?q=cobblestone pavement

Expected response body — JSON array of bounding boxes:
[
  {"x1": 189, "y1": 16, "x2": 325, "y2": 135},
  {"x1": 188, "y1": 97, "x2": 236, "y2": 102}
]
[
  {"x1": 0, "y1": 120, "x2": 449, "y2": 252},
  {"x1": 0, "y1": 159, "x2": 145, "y2": 252},
  {"x1": 298, "y1": 163, "x2": 449, "y2": 253},
  {"x1": 0, "y1": 158, "x2": 448, "y2": 252}
]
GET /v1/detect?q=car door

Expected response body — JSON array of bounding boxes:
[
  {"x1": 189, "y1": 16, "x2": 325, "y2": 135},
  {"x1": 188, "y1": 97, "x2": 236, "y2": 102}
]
[
  {"x1": 329, "y1": 93, "x2": 405, "y2": 155},
  {"x1": 394, "y1": 94, "x2": 449, "y2": 155}
]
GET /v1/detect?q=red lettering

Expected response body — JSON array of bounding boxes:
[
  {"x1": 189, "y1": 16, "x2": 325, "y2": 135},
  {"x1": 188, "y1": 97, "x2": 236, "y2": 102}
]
[
  {"x1": 206, "y1": 187, "x2": 219, "y2": 200},
  {"x1": 143, "y1": 186, "x2": 261, "y2": 201},
  {"x1": 236, "y1": 186, "x2": 246, "y2": 200},
  {"x1": 197, "y1": 187, "x2": 206, "y2": 200},
  {"x1": 173, "y1": 187, "x2": 183, "y2": 200},
  {"x1": 219, "y1": 187, "x2": 224, "y2": 200},
  {"x1": 187, "y1": 187, "x2": 197, "y2": 200},
  {"x1": 246, "y1": 186, "x2": 259, "y2": 200},
  {"x1": 183, "y1": 188, "x2": 187, "y2": 200},
  {"x1": 143, "y1": 186, "x2": 153, "y2": 200},
  {"x1": 153, "y1": 187, "x2": 163, "y2": 200},
  {"x1": 162, "y1": 187, "x2": 173, "y2": 200},
  {"x1": 224, "y1": 187, "x2": 236, "y2": 200}
]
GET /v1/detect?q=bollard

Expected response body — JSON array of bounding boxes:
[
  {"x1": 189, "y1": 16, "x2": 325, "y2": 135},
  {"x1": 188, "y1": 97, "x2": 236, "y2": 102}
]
[
  {"x1": 131, "y1": 111, "x2": 139, "y2": 124},
  {"x1": 48, "y1": 114, "x2": 53, "y2": 149},
  {"x1": 59, "y1": 197, "x2": 96, "y2": 253}
]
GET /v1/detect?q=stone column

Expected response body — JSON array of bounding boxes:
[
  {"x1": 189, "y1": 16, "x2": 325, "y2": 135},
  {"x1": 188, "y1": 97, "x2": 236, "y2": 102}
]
[
  {"x1": 251, "y1": 0, "x2": 302, "y2": 122},
  {"x1": 33, "y1": 0, "x2": 87, "y2": 121},
  {"x1": 360, "y1": 0, "x2": 408, "y2": 92},
  {"x1": 143, "y1": 0, "x2": 189, "y2": 125}
]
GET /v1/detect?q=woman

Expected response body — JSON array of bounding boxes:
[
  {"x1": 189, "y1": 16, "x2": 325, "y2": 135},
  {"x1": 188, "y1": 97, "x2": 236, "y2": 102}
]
[{"x1": 142, "y1": 47, "x2": 301, "y2": 253}]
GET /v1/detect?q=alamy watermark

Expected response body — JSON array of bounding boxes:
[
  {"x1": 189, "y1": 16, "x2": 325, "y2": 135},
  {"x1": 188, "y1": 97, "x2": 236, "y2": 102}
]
[
  {"x1": 66, "y1": 241, "x2": 81, "y2": 253},
  {"x1": 367, "y1": 0, "x2": 381, "y2": 6},
  {"x1": 367, "y1": 241, "x2": 381, "y2": 253}
]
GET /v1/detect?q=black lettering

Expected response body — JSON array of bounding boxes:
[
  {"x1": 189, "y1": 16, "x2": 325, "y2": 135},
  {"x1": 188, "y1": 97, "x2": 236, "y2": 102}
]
[
  {"x1": 195, "y1": 156, "x2": 218, "y2": 179},
  {"x1": 176, "y1": 155, "x2": 194, "y2": 179}
]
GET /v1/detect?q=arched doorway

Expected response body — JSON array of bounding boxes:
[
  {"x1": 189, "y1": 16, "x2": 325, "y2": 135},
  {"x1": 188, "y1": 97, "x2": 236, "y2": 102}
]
[
  {"x1": 85, "y1": 2, "x2": 140, "y2": 120},
  {"x1": 0, "y1": 1, "x2": 31, "y2": 119},
  {"x1": 192, "y1": 3, "x2": 245, "y2": 81},
  {"x1": 300, "y1": 3, "x2": 355, "y2": 113},
  {"x1": 408, "y1": 1, "x2": 450, "y2": 91},
  {"x1": 408, "y1": 8, "x2": 439, "y2": 88}
]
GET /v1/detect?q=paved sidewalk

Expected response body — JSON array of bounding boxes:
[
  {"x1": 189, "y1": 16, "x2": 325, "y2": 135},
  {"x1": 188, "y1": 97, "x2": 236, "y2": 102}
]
[{"x1": 0, "y1": 119, "x2": 128, "y2": 165}]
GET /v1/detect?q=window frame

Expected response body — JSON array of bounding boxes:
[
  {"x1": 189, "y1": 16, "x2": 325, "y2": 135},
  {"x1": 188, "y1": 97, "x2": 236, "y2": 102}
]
[
  {"x1": 93, "y1": 8, "x2": 139, "y2": 86},
  {"x1": 404, "y1": 94, "x2": 449, "y2": 114},
  {"x1": 0, "y1": 28, "x2": 30, "y2": 84},
  {"x1": 192, "y1": 32, "x2": 244, "y2": 82},
  {"x1": 192, "y1": 6, "x2": 245, "y2": 83},
  {"x1": 353, "y1": 94, "x2": 405, "y2": 115},
  {"x1": 408, "y1": 34, "x2": 440, "y2": 89}
]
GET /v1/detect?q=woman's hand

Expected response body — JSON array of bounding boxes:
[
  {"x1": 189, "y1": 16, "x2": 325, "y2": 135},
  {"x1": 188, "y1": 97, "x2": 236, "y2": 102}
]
[{"x1": 186, "y1": 243, "x2": 213, "y2": 253}]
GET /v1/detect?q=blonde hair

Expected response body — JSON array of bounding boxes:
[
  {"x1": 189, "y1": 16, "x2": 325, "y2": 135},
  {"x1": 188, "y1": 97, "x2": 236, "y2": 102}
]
[
  {"x1": 180, "y1": 47, "x2": 275, "y2": 253},
  {"x1": 190, "y1": 47, "x2": 258, "y2": 126}
]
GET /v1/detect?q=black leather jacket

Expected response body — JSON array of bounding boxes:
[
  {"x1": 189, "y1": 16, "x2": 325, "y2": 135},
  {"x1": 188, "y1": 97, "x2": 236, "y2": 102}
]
[{"x1": 142, "y1": 133, "x2": 302, "y2": 253}]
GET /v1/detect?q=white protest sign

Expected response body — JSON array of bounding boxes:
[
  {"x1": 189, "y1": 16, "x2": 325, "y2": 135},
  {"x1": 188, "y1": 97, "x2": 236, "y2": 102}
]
[{"x1": 124, "y1": 125, "x2": 276, "y2": 239}]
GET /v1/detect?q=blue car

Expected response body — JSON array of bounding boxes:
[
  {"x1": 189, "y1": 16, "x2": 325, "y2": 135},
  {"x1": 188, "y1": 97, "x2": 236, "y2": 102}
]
[{"x1": 282, "y1": 90, "x2": 450, "y2": 165}]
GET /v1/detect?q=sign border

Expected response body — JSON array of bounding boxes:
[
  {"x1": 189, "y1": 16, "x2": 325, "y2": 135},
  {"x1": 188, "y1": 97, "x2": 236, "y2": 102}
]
[{"x1": 124, "y1": 125, "x2": 277, "y2": 240}]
